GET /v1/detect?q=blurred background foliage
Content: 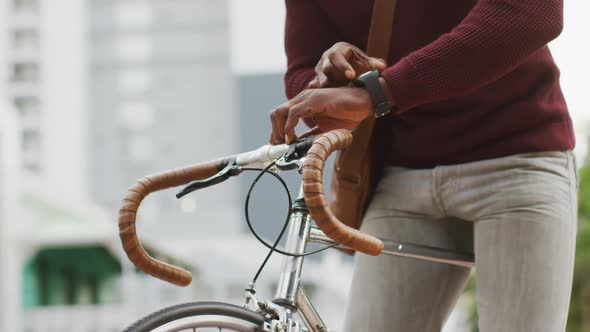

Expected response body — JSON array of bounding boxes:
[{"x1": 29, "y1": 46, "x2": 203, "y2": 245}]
[
  {"x1": 569, "y1": 152, "x2": 590, "y2": 332},
  {"x1": 465, "y1": 142, "x2": 590, "y2": 332}
]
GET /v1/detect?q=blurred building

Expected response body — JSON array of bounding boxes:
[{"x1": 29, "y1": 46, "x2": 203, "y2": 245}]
[
  {"x1": 2, "y1": 1, "x2": 355, "y2": 331},
  {"x1": 3, "y1": 0, "x2": 241, "y2": 233},
  {"x1": 87, "y1": 0, "x2": 241, "y2": 237},
  {"x1": 236, "y1": 73, "x2": 293, "y2": 239},
  {"x1": 2, "y1": 0, "x2": 240, "y2": 330},
  {"x1": 4, "y1": 0, "x2": 42, "y2": 174}
]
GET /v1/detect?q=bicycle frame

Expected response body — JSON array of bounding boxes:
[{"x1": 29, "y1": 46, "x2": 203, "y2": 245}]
[
  {"x1": 119, "y1": 135, "x2": 477, "y2": 331},
  {"x1": 264, "y1": 185, "x2": 475, "y2": 332}
]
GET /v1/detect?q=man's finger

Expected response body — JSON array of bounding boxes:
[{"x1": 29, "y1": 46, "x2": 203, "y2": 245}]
[
  {"x1": 348, "y1": 49, "x2": 382, "y2": 75},
  {"x1": 320, "y1": 53, "x2": 352, "y2": 87},
  {"x1": 269, "y1": 110, "x2": 285, "y2": 144},
  {"x1": 313, "y1": 57, "x2": 324, "y2": 80},
  {"x1": 269, "y1": 133, "x2": 279, "y2": 145},
  {"x1": 368, "y1": 57, "x2": 387, "y2": 71},
  {"x1": 316, "y1": 70, "x2": 331, "y2": 89},
  {"x1": 284, "y1": 100, "x2": 312, "y2": 144},
  {"x1": 328, "y1": 51, "x2": 356, "y2": 80},
  {"x1": 320, "y1": 60, "x2": 337, "y2": 87},
  {"x1": 272, "y1": 91, "x2": 308, "y2": 142},
  {"x1": 308, "y1": 77, "x2": 320, "y2": 88},
  {"x1": 298, "y1": 126, "x2": 323, "y2": 139}
]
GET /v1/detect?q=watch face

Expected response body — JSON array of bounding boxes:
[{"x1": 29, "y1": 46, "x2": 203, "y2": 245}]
[{"x1": 375, "y1": 102, "x2": 390, "y2": 118}]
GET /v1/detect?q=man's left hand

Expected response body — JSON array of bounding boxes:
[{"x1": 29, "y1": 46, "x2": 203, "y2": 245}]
[{"x1": 269, "y1": 87, "x2": 372, "y2": 145}]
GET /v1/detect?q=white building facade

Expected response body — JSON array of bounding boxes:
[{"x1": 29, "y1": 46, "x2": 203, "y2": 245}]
[
  {"x1": 0, "y1": 103, "x2": 24, "y2": 332},
  {"x1": 3, "y1": 0, "x2": 242, "y2": 231}
]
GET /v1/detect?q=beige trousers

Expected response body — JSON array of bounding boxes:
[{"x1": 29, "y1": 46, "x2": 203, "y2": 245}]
[{"x1": 343, "y1": 151, "x2": 578, "y2": 332}]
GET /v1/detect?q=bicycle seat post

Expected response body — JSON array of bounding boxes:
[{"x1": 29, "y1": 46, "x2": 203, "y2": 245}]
[{"x1": 273, "y1": 185, "x2": 311, "y2": 309}]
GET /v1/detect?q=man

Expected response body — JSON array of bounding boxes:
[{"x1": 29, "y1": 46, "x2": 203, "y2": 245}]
[{"x1": 269, "y1": 0, "x2": 577, "y2": 331}]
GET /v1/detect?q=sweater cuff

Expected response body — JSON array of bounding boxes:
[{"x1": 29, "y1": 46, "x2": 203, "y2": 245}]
[{"x1": 381, "y1": 58, "x2": 426, "y2": 113}]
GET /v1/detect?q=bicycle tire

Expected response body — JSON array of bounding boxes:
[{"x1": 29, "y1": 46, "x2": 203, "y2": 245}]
[{"x1": 124, "y1": 301, "x2": 268, "y2": 332}]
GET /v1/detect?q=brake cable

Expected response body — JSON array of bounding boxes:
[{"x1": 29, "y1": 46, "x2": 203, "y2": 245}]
[
  {"x1": 242, "y1": 160, "x2": 337, "y2": 285},
  {"x1": 174, "y1": 145, "x2": 337, "y2": 285}
]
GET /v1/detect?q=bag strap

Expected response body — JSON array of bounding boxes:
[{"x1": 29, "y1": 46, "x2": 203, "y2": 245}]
[
  {"x1": 367, "y1": 0, "x2": 397, "y2": 59},
  {"x1": 335, "y1": 0, "x2": 397, "y2": 178}
]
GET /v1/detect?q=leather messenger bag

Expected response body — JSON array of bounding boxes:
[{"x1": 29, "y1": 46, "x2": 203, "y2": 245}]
[{"x1": 329, "y1": 0, "x2": 397, "y2": 231}]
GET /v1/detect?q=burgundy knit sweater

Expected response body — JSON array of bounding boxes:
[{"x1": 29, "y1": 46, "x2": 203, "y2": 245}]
[{"x1": 284, "y1": 0, "x2": 575, "y2": 168}]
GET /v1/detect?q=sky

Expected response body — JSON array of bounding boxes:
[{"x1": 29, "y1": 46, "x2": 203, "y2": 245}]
[{"x1": 229, "y1": 0, "x2": 590, "y2": 160}]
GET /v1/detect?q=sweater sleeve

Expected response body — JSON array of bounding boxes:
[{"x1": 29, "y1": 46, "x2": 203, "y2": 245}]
[
  {"x1": 284, "y1": 0, "x2": 340, "y2": 99},
  {"x1": 382, "y1": 0, "x2": 564, "y2": 112}
]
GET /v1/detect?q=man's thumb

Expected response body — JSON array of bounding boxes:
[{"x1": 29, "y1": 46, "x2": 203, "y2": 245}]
[{"x1": 370, "y1": 57, "x2": 387, "y2": 70}]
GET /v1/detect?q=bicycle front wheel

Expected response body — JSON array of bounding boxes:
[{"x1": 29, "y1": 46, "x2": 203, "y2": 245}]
[{"x1": 124, "y1": 301, "x2": 268, "y2": 332}]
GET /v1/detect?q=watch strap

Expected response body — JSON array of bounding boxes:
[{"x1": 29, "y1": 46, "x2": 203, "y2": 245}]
[{"x1": 352, "y1": 70, "x2": 392, "y2": 118}]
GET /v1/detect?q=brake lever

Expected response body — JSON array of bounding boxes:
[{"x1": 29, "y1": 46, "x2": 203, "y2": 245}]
[
  {"x1": 275, "y1": 153, "x2": 302, "y2": 172},
  {"x1": 176, "y1": 163, "x2": 242, "y2": 199},
  {"x1": 274, "y1": 136, "x2": 312, "y2": 172}
]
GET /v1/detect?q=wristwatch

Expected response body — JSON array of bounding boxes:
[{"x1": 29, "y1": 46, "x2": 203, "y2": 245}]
[{"x1": 351, "y1": 70, "x2": 395, "y2": 118}]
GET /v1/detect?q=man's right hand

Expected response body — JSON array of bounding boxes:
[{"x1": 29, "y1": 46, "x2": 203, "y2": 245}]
[{"x1": 308, "y1": 42, "x2": 387, "y2": 89}]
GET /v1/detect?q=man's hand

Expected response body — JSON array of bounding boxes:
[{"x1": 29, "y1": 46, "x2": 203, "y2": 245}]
[
  {"x1": 269, "y1": 87, "x2": 372, "y2": 144},
  {"x1": 308, "y1": 42, "x2": 387, "y2": 89}
]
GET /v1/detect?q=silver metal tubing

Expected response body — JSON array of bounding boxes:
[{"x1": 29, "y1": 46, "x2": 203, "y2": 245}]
[
  {"x1": 273, "y1": 210, "x2": 312, "y2": 307},
  {"x1": 308, "y1": 226, "x2": 475, "y2": 268},
  {"x1": 308, "y1": 226, "x2": 340, "y2": 247},
  {"x1": 296, "y1": 286, "x2": 329, "y2": 332},
  {"x1": 380, "y1": 239, "x2": 475, "y2": 267}
]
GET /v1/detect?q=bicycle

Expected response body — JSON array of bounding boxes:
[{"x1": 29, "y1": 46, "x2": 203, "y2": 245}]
[{"x1": 118, "y1": 129, "x2": 474, "y2": 332}]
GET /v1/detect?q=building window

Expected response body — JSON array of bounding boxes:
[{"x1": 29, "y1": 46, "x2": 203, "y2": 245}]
[
  {"x1": 22, "y1": 129, "x2": 40, "y2": 151},
  {"x1": 116, "y1": 35, "x2": 153, "y2": 61},
  {"x1": 119, "y1": 101, "x2": 154, "y2": 129},
  {"x1": 13, "y1": 0, "x2": 38, "y2": 13},
  {"x1": 14, "y1": 96, "x2": 39, "y2": 114},
  {"x1": 116, "y1": 2, "x2": 153, "y2": 27},
  {"x1": 23, "y1": 159, "x2": 41, "y2": 172},
  {"x1": 13, "y1": 29, "x2": 39, "y2": 50},
  {"x1": 22, "y1": 129, "x2": 41, "y2": 171},
  {"x1": 118, "y1": 69, "x2": 153, "y2": 94},
  {"x1": 12, "y1": 62, "x2": 39, "y2": 83},
  {"x1": 14, "y1": 97, "x2": 41, "y2": 128}
]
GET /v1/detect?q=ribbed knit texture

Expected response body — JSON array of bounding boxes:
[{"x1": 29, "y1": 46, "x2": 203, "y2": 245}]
[
  {"x1": 382, "y1": 0, "x2": 564, "y2": 111},
  {"x1": 284, "y1": 0, "x2": 574, "y2": 168}
]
